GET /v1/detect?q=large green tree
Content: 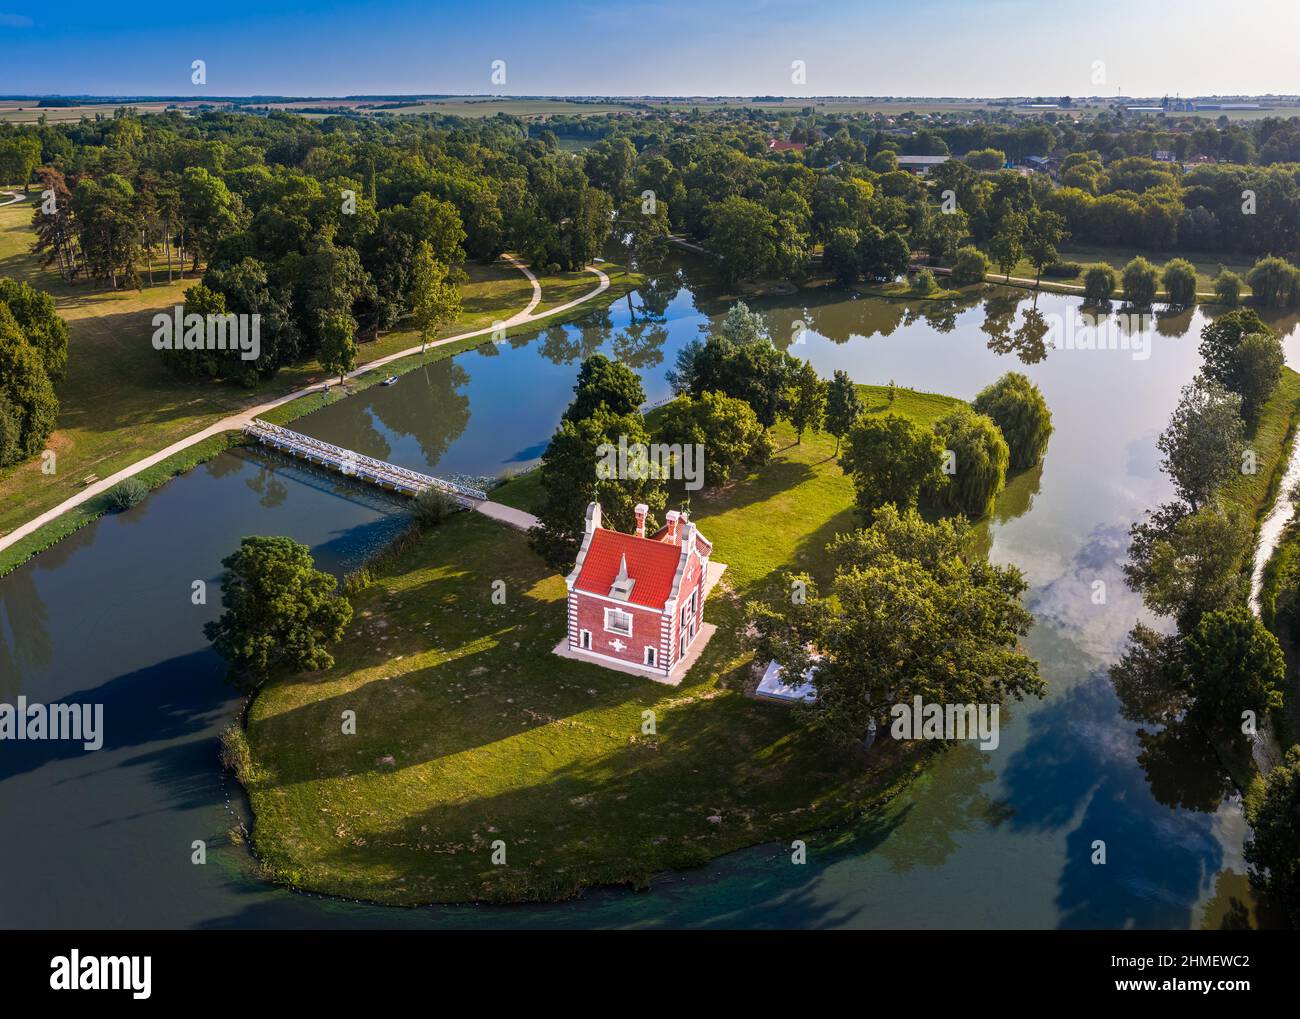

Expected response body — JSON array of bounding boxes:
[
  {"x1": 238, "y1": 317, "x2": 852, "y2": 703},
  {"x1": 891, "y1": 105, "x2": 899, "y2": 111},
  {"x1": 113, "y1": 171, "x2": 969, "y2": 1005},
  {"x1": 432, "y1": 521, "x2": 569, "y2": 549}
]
[
  {"x1": 204, "y1": 535, "x2": 353, "y2": 684},
  {"x1": 563, "y1": 353, "x2": 646, "y2": 423},
  {"x1": 529, "y1": 406, "x2": 667, "y2": 570},
  {"x1": 746, "y1": 506, "x2": 1043, "y2": 748},
  {"x1": 1183, "y1": 607, "x2": 1285, "y2": 731},
  {"x1": 409, "y1": 240, "x2": 462, "y2": 354},
  {"x1": 1156, "y1": 380, "x2": 1246, "y2": 510},
  {"x1": 0, "y1": 277, "x2": 68, "y2": 382},
  {"x1": 840, "y1": 412, "x2": 945, "y2": 516},
  {"x1": 655, "y1": 390, "x2": 773, "y2": 488},
  {"x1": 1125, "y1": 501, "x2": 1250, "y2": 631},
  {"x1": 785, "y1": 360, "x2": 827, "y2": 443},
  {"x1": 1245, "y1": 745, "x2": 1300, "y2": 926},
  {"x1": 0, "y1": 305, "x2": 58, "y2": 467},
  {"x1": 707, "y1": 195, "x2": 777, "y2": 287},
  {"x1": 824, "y1": 369, "x2": 863, "y2": 455}
]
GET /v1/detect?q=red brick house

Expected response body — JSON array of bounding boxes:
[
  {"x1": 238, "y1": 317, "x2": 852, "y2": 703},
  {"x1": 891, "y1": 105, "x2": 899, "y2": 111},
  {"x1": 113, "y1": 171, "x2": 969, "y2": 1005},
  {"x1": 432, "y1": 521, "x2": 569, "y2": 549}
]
[{"x1": 562, "y1": 501, "x2": 716, "y2": 681}]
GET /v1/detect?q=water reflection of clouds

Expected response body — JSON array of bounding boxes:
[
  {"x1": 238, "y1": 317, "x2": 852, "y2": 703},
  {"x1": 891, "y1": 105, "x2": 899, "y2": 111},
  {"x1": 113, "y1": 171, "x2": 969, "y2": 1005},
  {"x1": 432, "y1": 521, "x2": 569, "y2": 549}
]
[
  {"x1": 1001, "y1": 674, "x2": 1224, "y2": 928},
  {"x1": 1025, "y1": 523, "x2": 1141, "y2": 660}
]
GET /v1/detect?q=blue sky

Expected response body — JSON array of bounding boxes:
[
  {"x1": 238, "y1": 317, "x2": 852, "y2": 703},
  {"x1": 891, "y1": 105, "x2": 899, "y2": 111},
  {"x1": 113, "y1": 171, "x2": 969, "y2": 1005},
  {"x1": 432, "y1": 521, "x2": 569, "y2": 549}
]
[{"x1": 1, "y1": 0, "x2": 1296, "y2": 97}]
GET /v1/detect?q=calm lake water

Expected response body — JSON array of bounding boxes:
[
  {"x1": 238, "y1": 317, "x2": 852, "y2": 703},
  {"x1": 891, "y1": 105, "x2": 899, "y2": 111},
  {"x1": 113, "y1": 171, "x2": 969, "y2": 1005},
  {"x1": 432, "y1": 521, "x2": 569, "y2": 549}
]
[{"x1": 3, "y1": 253, "x2": 1297, "y2": 928}]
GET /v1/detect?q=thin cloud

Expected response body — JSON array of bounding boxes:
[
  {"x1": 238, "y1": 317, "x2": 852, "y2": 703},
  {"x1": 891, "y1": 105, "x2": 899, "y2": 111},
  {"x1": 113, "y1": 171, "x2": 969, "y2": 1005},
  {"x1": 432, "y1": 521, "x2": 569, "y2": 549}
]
[{"x1": 0, "y1": 13, "x2": 33, "y2": 28}]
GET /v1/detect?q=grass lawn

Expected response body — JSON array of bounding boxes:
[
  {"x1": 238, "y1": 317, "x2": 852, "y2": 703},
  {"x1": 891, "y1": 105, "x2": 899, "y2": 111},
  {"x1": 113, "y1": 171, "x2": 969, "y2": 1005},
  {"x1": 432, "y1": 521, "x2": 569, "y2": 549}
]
[
  {"x1": 535, "y1": 268, "x2": 608, "y2": 313},
  {"x1": 242, "y1": 385, "x2": 964, "y2": 904},
  {"x1": 0, "y1": 195, "x2": 636, "y2": 544}
]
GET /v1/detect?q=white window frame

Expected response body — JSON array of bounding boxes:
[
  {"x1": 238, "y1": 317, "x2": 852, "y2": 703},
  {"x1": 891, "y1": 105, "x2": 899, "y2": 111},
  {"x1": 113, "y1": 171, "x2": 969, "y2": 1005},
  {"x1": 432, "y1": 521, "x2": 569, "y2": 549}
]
[
  {"x1": 604, "y1": 607, "x2": 633, "y2": 637},
  {"x1": 644, "y1": 646, "x2": 657, "y2": 668},
  {"x1": 579, "y1": 629, "x2": 592, "y2": 650}
]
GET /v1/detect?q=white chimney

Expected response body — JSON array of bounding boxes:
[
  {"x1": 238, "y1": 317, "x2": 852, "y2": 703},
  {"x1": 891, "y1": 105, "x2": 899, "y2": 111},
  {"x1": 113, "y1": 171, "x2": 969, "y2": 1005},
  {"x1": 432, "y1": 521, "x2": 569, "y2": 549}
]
[
  {"x1": 585, "y1": 502, "x2": 602, "y2": 533},
  {"x1": 633, "y1": 503, "x2": 648, "y2": 538}
]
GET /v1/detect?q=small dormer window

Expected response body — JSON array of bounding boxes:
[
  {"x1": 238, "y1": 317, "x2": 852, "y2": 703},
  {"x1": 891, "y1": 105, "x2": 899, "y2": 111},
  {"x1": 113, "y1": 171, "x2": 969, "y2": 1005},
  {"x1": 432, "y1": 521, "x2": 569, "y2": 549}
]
[{"x1": 609, "y1": 553, "x2": 636, "y2": 600}]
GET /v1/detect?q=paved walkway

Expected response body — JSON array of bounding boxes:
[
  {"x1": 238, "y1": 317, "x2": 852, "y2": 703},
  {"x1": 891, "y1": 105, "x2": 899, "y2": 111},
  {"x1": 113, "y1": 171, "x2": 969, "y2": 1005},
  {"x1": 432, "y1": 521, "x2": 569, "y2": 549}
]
[
  {"x1": 0, "y1": 258, "x2": 609, "y2": 553},
  {"x1": 474, "y1": 500, "x2": 541, "y2": 531},
  {"x1": 0, "y1": 190, "x2": 27, "y2": 207}
]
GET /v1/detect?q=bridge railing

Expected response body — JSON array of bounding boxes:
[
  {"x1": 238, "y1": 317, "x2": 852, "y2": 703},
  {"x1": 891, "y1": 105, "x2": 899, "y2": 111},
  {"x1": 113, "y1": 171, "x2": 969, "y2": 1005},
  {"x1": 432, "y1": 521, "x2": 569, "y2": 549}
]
[{"x1": 244, "y1": 419, "x2": 488, "y2": 501}]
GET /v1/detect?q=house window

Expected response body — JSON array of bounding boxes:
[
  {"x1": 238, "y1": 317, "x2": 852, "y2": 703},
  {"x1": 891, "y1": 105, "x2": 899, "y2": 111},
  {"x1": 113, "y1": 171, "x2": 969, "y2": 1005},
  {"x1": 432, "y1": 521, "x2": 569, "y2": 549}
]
[
  {"x1": 579, "y1": 629, "x2": 592, "y2": 650},
  {"x1": 644, "y1": 646, "x2": 657, "y2": 668},
  {"x1": 689, "y1": 589, "x2": 698, "y2": 619},
  {"x1": 604, "y1": 607, "x2": 633, "y2": 637}
]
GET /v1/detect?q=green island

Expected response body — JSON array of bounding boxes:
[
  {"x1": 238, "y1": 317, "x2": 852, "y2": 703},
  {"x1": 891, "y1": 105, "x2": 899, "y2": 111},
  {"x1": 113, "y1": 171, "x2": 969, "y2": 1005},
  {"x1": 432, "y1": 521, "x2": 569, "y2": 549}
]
[{"x1": 239, "y1": 385, "x2": 964, "y2": 903}]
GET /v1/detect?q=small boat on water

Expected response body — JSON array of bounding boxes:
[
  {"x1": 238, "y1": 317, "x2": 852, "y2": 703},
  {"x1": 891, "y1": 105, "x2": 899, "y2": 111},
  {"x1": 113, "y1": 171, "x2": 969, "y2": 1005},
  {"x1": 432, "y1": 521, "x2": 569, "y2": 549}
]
[{"x1": 381, "y1": 375, "x2": 400, "y2": 386}]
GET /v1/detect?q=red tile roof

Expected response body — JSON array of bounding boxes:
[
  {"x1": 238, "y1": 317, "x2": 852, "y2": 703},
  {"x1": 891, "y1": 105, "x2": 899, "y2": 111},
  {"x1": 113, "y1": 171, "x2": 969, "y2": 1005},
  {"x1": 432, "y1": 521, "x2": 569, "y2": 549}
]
[{"x1": 575, "y1": 527, "x2": 683, "y2": 610}]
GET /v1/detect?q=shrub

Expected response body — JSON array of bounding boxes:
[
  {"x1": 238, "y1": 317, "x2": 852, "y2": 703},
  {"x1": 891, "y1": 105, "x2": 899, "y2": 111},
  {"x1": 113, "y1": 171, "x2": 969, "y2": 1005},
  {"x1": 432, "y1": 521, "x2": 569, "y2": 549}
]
[
  {"x1": 219, "y1": 724, "x2": 264, "y2": 785},
  {"x1": 410, "y1": 487, "x2": 459, "y2": 528},
  {"x1": 1043, "y1": 261, "x2": 1083, "y2": 279},
  {"x1": 1082, "y1": 264, "x2": 1116, "y2": 303},
  {"x1": 341, "y1": 567, "x2": 374, "y2": 597},
  {"x1": 1161, "y1": 258, "x2": 1198, "y2": 307},
  {"x1": 1121, "y1": 257, "x2": 1159, "y2": 306},
  {"x1": 971, "y1": 372, "x2": 1054, "y2": 470},
  {"x1": 106, "y1": 477, "x2": 149, "y2": 512},
  {"x1": 1213, "y1": 269, "x2": 1243, "y2": 306},
  {"x1": 950, "y1": 245, "x2": 990, "y2": 286},
  {"x1": 911, "y1": 268, "x2": 939, "y2": 295}
]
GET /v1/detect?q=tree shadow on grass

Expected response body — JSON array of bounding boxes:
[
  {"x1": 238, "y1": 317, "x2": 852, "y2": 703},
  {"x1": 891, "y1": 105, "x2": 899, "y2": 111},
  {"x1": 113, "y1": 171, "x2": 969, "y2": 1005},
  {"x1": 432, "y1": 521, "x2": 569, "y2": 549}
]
[{"x1": 296, "y1": 683, "x2": 908, "y2": 906}]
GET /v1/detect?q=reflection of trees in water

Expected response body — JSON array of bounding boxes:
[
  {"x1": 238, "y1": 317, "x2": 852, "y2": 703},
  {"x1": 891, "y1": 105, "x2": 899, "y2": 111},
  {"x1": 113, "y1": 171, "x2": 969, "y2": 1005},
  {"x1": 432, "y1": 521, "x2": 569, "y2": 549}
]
[
  {"x1": 1198, "y1": 869, "x2": 1285, "y2": 930},
  {"x1": 1154, "y1": 306, "x2": 1195, "y2": 338},
  {"x1": 631, "y1": 271, "x2": 682, "y2": 322},
  {"x1": 986, "y1": 301, "x2": 1050, "y2": 365},
  {"x1": 371, "y1": 361, "x2": 472, "y2": 469},
  {"x1": 1133, "y1": 722, "x2": 1237, "y2": 812},
  {"x1": 537, "y1": 309, "x2": 613, "y2": 367},
  {"x1": 1109, "y1": 623, "x2": 1242, "y2": 812},
  {"x1": 204, "y1": 452, "x2": 245, "y2": 480},
  {"x1": 244, "y1": 464, "x2": 289, "y2": 509},
  {"x1": 612, "y1": 322, "x2": 668, "y2": 370},
  {"x1": 1000, "y1": 673, "x2": 1224, "y2": 928},
  {"x1": 874, "y1": 743, "x2": 1003, "y2": 874},
  {"x1": 0, "y1": 568, "x2": 53, "y2": 700},
  {"x1": 966, "y1": 463, "x2": 1044, "y2": 560},
  {"x1": 979, "y1": 292, "x2": 1025, "y2": 350}
]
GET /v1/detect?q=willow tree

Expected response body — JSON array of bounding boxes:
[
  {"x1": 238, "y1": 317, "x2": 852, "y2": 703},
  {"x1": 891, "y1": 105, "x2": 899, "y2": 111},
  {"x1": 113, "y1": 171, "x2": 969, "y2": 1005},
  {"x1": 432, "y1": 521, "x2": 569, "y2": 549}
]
[
  {"x1": 972, "y1": 371, "x2": 1053, "y2": 471},
  {"x1": 929, "y1": 405, "x2": 1009, "y2": 518}
]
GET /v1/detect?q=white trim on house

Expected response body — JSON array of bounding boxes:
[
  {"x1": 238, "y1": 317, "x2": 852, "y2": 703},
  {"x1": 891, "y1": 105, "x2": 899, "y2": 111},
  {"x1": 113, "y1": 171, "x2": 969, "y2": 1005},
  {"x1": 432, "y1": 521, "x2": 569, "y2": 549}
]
[
  {"x1": 566, "y1": 641, "x2": 672, "y2": 677},
  {"x1": 573, "y1": 587, "x2": 661, "y2": 610},
  {"x1": 604, "y1": 606, "x2": 633, "y2": 637}
]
